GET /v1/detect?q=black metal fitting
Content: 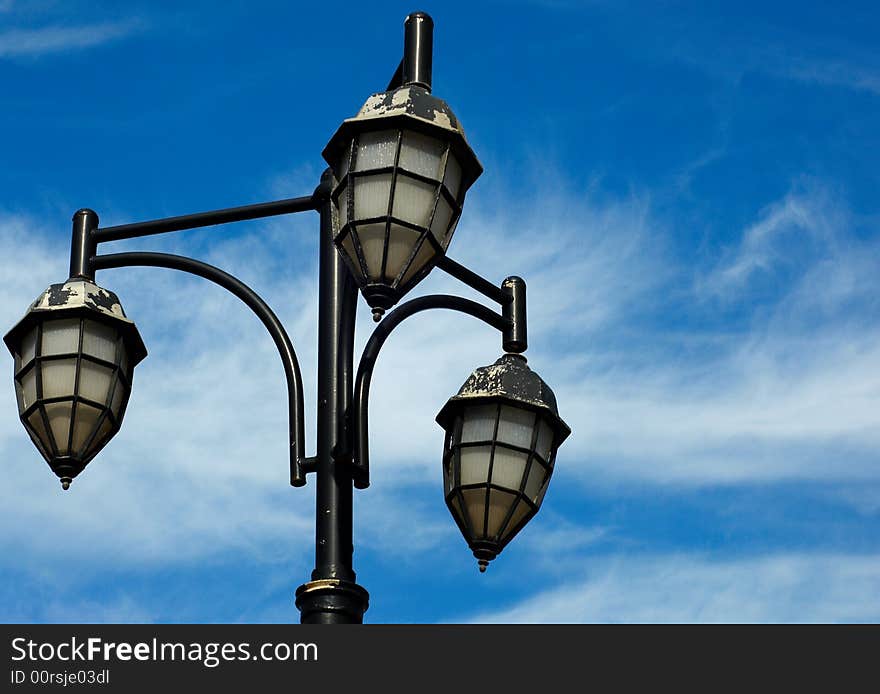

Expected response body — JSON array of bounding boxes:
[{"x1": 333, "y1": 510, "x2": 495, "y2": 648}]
[
  {"x1": 313, "y1": 168, "x2": 334, "y2": 204},
  {"x1": 501, "y1": 276, "x2": 527, "y2": 353},
  {"x1": 69, "y1": 209, "x2": 98, "y2": 281},
  {"x1": 295, "y1": 579, "x2": 369, "y2": 624},
  {"x1": 402, "y1": 11, "x2": 433, "y2": 91}
]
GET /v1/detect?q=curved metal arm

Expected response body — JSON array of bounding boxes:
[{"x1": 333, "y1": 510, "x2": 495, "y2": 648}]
[
  {"x1": 436, "y1": 256, "x2": 528, "y2": 353},
  {"x1": 351, "y1": 294, "x2": 508, "y2": 489},
  {"x1": 91, "y1": 251, "x2": 312, "y2": 486}
]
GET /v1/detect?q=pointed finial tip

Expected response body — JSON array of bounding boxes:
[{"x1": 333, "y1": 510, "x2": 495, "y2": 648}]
[{"x1": 60, "y1": 477, "x2": 72, "y2": 490}]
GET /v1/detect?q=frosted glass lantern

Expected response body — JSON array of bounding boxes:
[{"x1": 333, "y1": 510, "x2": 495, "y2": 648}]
[
  {"x1": 436, "y1": 354, "x2": 570, "y2": 572},
  {"x1": 323, "y1": 84, "x2": 482, "y2": 319},
  {"x1": 4, "y1": 279, "x2": 147, "y2": 489}
]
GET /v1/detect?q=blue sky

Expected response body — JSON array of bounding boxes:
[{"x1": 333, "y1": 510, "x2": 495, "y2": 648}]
[{"x1": 1, "y1": 0, "x2": 879, "y2": 623}]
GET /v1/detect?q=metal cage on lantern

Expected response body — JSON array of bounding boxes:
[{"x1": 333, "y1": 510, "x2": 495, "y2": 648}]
[
  {"x1": 436, "y1": 354, "x2": 570, "y2": 571},
  {"x1": 323, "y1": 85, "x2": 483, "y2": 317},
  {"x1": 4, "y1": 279, "x2": 147, "y2": 488}
]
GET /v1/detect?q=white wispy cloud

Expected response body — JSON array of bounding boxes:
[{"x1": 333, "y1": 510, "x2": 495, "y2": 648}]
[
  {"x1": 769, "y1": 46, "x2": 880, "y2": 94},
  {"x1": 617, "y1": 7, "x2": 880, "y2": 97},
  {"x1": 723, "y1": 47, "x2": 880, "y2": 97},
  {"x1": 352, "y1": 178, "x2": 880, "y2": 493},
  {"x1": 697, "y1": 183, "x2": 845, "y2": 299},
  {"x1": 549, "y1": 179, "x2": 880, "y2": 487},
  {"x1": 0, "y1": 19, "x2": 143, "y2": 58},
  {"x1": 466, "y1": 552, "x2": 880, "y2": 623},
  {"x1": 7, "y1": 594, "x2": 156, "y2": 624}
]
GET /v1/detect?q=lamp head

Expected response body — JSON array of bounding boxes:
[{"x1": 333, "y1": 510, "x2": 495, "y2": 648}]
[
  {"x1": 436, "y1": 354, "x2": 570, "y2": 571},
  {"x1": 324, "y1": 84, "x2": 482, "y2": 319},
  {"x1": 4, "y1": 278, "x2": 146, "y2": 489}
]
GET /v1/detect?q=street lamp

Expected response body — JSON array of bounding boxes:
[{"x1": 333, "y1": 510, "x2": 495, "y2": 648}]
[
  {"x1": 4, "y1": 277, "x2": 146, "y2": 489},
  {"x1": 4, "y1": 12, "x2": 569, "y2": 624},
  {"x1": 436, "y1": 354, "x2": 570, "y2": 572},
  {"x1": 324, "y1": 80, "x2": 482, "y2": 320}
]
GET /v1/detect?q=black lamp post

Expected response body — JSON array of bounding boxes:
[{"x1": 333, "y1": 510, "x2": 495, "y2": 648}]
[{"x1": 3, "y1": 12, "x2": 569, "y2": 624}]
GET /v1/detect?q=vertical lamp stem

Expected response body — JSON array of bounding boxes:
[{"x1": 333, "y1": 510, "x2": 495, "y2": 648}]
[
  {"x1": 70, "y1": 209, "x2": 98, "y2": 281},
  {"x1": 501, "y1": 276, "x2": 527, "y2": 353},
  {"x1": 295, "y1": 170, "x2": 369, "y2": 624},
  {"x1": 402, "y1": 11, "x2": 433, "y2": 91}
]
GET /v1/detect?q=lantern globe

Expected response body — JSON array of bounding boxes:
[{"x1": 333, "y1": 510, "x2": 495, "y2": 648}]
[
  {"x1": 436, "y1": 354, "x2": 570, "y2": 572},
  {"x1": 323, "y1": 84, "x2": 483, "y2": 319},
  {"x1": 4, "y1": 279, "x2": 147, "y2": 489}
]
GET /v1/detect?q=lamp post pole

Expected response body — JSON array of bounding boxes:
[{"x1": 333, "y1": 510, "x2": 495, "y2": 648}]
[
  {"x1": 4, "y1": 11, "x2": 570, "y2": 624},
  {"x1": 295, "y1": 10, "x2": 439, "y2": 623},
  {"x1": 295, "y1": 173, "x2": 368, "y2": 623}
]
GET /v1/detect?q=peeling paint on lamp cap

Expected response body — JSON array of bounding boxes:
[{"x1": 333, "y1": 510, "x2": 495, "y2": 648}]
[
  {"x1": 356, "y1": 85, "x2": 461, "y2": 133},
  {"x1": 30, "y1": 279, "x2": 132, "y2": 321},
  {"x1": 321, "y1": 84, "x2": 483, "y2": 187},
  {"x1": 3, "y1": 278, "x2": 147, "y2": 367},
  {"x1": 436, "y1": 353, "x2": 571, "y2": 444}
]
